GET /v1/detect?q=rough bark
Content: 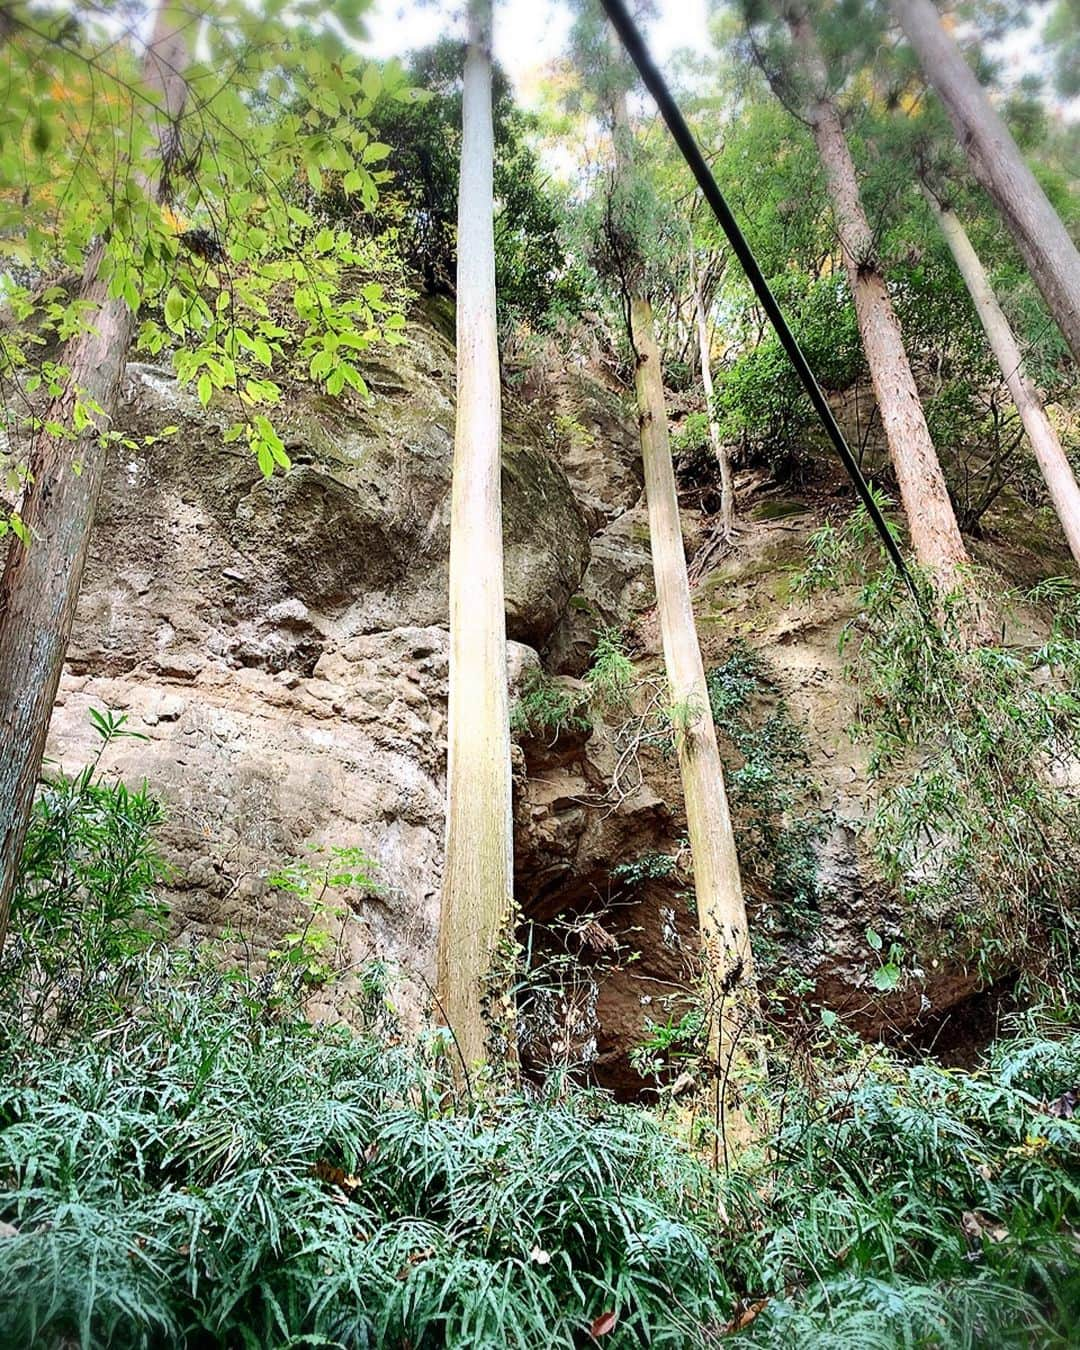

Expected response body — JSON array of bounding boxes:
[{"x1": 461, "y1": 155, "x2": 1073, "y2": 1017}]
[
  {"x1": 893, "y1": 0, "x2": 1080, "y2": 370},
  {"x1": 689, "y1": 244, "x2": 735, "y2": 539},
  {"x1": 0, "y1": 3, "x2": 191, "y2": 946},
  {"x1": 787, "y1": 6, "x2": 970, "y2": 596},
  {"x1": 435, "y1": 0, "x2": 516, "y2": 1076},
  {"x1": 926, "y1": 188, "x2": 1080, "y2": 567},
  {"x1": 610, "y1": 62, "x2": 755, "y2": 1155}
]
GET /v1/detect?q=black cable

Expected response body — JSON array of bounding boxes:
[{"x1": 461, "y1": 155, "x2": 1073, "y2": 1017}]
[{"x1": 599, "y1": 0, "x2": 917, "y2": 594}]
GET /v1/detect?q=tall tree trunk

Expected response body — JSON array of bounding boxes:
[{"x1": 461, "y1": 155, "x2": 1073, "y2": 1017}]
[
  {"x1": 0, "y1": 3, "x2": 191, "y2": 947},
  {"x1": 611, "y1": 65, "x2": 755, "y2": 1158},
  {"x1": 436, "y1": 0, "x2": 515, "y2": 1076},
  {"x1": 786, "y1": 5, "x2": 970, "y2": 596},
  {"x1": 925, "y1": 187, "x2": 1080, "y2": 567},
  {"x1": 893, "y1": 0, "x2": 1080, "y2": 370},
  {"x1": 689, "y1": 243, "x2": 735, "y2": 539}
]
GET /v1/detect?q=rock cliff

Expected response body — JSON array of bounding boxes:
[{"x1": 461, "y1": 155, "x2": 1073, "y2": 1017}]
[{"x1": 43, "y1": 308, "x2": 1074, "y2": 1091}]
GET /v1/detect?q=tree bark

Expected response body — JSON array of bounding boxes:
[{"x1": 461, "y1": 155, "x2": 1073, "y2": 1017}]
[
  {"x1": 787, "y1": 5, "x2": 971, "y2": 596},
  {"x1": 0, "y1": 3, "x2": 191, "y2": 947},
  {"x1": 610, "y1": 60, "x2": 755, "y2": 1157},
  {"x1": 436, "y1": 0, "x2": 516, "y2": 1076},
  {"x1": 926, "y1": 188, "x2": 1080, "y2": 567},
  {"x1": 893, "y1": 0, "x2": 1080, "y2": 370},
  {"x1": 689, "y1": 243, "x2": 735, "y2": 539}
]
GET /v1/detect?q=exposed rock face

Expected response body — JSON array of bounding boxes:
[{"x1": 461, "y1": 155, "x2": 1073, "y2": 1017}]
[
  {"x1": 75, "y1": 320, "x2": 589, "y2": 685},
  {"x1": 53, "y1": 629, "x2": 451, "y2": 1020},
  {"x1": 38, "y1": 311, "x2": 1068, "y2": 1095},
  {"x1": 46, "y1": 316, "x2": 590, "y2": 1018}
]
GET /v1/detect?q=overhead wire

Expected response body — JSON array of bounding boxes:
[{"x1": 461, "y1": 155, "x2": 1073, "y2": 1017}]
[{"x1": 599, "y1": 0, "x2": 918, "y2": 595}]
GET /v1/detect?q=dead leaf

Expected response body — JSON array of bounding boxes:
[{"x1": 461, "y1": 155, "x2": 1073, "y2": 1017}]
[
  {"x1": 589, "y1": 1311, "x2": 618, "y2": 1338},
  {"x1": 1045, "y1": 1087, "x2": 1080, "y2": 1119},
  {"x1": 313, "y1": 1159, "x2": 360, "y2": 1193},
  {"x1": 962, "y1": 1210, "x2": 1008, "y2": 1247},
  {"x1": 580, "y1": 919, "x2": 619, "y2": 953},
  {"x1": 722, "y1": 1298, "x2": 768, "y2": 1334}
]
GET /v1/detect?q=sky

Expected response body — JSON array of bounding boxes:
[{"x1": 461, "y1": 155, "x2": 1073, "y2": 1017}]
[
  {"x1": 360, "y1": 0, "x2": 710, "y2": 100},
  {"x1": 358, "y1": 0, "x2": 1072, "y2": 118}
]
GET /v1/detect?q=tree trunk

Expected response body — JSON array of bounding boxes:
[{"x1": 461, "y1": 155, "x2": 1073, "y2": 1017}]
[
  {"x1": 689, "y1": 243, "x2": 735, "y2": 539},
  {"x1": 0, "y1": 4, "x2": 190, "y2": 947},
  {"x1": 435, "y1": 0, "x2": 516, "y2": 1077},
  {"x1": 893, "y1": 0, "x2": 1080, "y2": 370},
  {"x1": 787, "y1": 6, "x2": 970, "y2": 596},
  {"x1": 610, "y1": 62, "x2": 755, "y2": 1158},
  {"x1": 926, "y1": 188, "x2": 1080, "y2": 567}
]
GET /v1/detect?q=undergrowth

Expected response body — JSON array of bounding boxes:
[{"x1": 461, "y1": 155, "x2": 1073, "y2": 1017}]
[
  {"x1": 0, "y1": 734, "x2": 729, "y2": 1349},
  {"x1": 729, "y1": 1015, "x2": 1080, "y2": 1348},
  {"x1": 797, "y1": 509, "x2": 1080, "y2": 988},
  {"x1": 706, "y1": 642, "x2": 827, "y2": 952},
  {"x1": 3, "y1": 716, "x2": 1080, "y2": 1348},
  {"x1": 510, "y1": 628, "x2": 633, "y2": 742}
]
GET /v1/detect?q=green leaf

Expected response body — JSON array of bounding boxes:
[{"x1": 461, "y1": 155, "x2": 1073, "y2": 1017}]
[
  {"x1": 197, "y1": 372, "x2": 213, "y2": 407},
  {"x1": 164, "y1": 287, "x2": 186, "y2": 332},
  {"x1": 309, "y1": 349, "x2": 334, "y2": 381},
  {"x1": 872, "y1": 964, "x2": 901, "y2": 992}
]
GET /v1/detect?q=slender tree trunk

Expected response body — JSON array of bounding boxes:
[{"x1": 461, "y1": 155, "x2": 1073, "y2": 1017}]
[
  {"x1": 893, "y1": 0, "x2": 1080, "y2": 370},
  {"x1": 925, "y1": 188, "x2": 1080, "y2": 567},
  {"x1": 689, "y1": 243, "x2": 735, "y2": 539},
  {"x1": 610, "y1": 64, "x2": 755, "y2": 1156},
  {"x1": 436, "y1": 0, "x2": 515, "y2": 1076},
  {"x1": 786, "y1": 6, "x2": 970, "y2": 596},
  {"x1": 0, "y1": 3, "x2": 190, "y2": 947}
]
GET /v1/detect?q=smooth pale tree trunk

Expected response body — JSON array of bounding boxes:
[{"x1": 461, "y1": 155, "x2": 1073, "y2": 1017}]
[
  {"x1": 435, "y1": 0, "x2": 515, "y2": 1077},
  {"x1": 893, "y1": 0, "x2": 1080, "y2": 370},
  {"x1": 0, "y1": 3, "x2": 191, "y2": 948},
  {"x1": 786, "y1": 6, "x2": 971, "y2": 597},
  {"x1": 925, "y1": 188, "x2": 1080, "y2": 567},
  {"x1": 610, "y1": 65, "x2": 755, "y2": 1159},
  {"x1": 689, "y1": 244, "x2": 735, "y2": 539}
]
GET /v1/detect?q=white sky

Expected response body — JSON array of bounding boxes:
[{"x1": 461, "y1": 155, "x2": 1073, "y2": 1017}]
[
  {"x1": 359, "y1": 0, "x2": 710, "y2": 99},
  {"x1": 358, "y1": 0, "x2": 1070, "y2": 118}
]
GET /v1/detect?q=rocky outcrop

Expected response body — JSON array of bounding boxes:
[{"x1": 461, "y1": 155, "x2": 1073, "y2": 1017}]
[
  {"x1": 78, "y1": 320, "x2": 590, "y2": 683},
  {"x1": 38, "y1": 308, "x2": 1072, "y2": 1095},
  {"x1": 46, "y1": 314, "x2": 592, "y2": 1020}
]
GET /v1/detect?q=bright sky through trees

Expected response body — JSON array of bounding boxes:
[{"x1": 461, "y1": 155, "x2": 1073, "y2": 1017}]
[
  {"x1": 362, "y1": 0, "x2": 710, "y2": 98},
  {"x1": 361, "y1": 0, "x2": 1073, "y2": 115}
]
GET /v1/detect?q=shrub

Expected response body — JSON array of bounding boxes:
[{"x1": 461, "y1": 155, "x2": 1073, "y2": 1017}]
[
  {"x1": 0, "y1": 744, "x2": 733, "y2": 1349},
  {"x1": 796, "y1": 519, "x2": 1080, "y2": 988},
  {"x1": 850, "y1": 572, "x2": 1080, "y2": 983},
  {"x1": 3, "y1": 711, "x2": 167, "y2": 1042},
  {"x1": 509, "y1": 669, "x2": 590, "y2": 743},
  {"x1": 727, "y1": 1019, "x2": 1080, "y2": 1348},
  {"x1": 706, "y1": 643, "x2": 826, "y2": 937}
]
